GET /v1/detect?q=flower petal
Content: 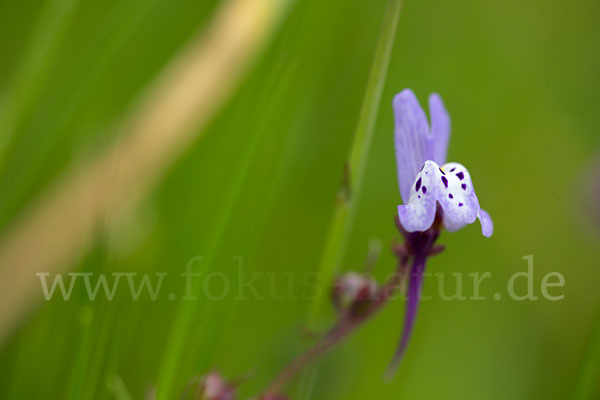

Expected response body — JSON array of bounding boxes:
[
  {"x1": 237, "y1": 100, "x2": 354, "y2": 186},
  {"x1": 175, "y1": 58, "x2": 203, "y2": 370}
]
[
  {"x1": 397, "y1": 160, "x2": 491, "y2": 236},
  {"x1": 397, "y1": 160, "x2": 438, "y2": 232},
  {"x1": 429, "y1": 93, "x2": 450, "y2": 165},
  {"x1": 437, "y1": 162, "x2": 479, "y2": 232},
  {"x1": 477, "y1": 209, "x2": 493, "y2": 237},
  {"x1": 394, "y1": 89, "x2": 432, "y2": 203}
]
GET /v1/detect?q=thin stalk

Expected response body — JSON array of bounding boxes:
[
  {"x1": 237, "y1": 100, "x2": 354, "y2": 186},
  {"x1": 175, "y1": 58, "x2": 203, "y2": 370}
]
[
  {"x1": 263, "y1": 257, "x2": 407, "y2": 397},
  {"x1": 306, "y1": 0, "x2": 403, "y2": 327},
  {"x1": 262, "y1": 223, "x2": 441, "y2": 398}
]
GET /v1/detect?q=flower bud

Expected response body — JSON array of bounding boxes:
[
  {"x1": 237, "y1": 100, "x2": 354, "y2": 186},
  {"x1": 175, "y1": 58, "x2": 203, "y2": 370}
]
[
  {"x1": 195, "y1": 372, "x2": 235, "y2": 400},
  {"x1": 332, "y1": 272, "x2": 377, "y2": 316}
]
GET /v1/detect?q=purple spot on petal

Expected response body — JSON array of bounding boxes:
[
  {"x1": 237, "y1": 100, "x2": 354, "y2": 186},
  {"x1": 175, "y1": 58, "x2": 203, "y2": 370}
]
[
  {"x1": 461, "y1": 183, "x2": 467, "y2": 190},
  {"x1": 450, "y1": 167, "x2": 456, "y2": 172},
  {"x1": 439, "y1": 168, "x2": 445, "y2": 175},
  {"x1": 449, "y1": 193, "x2": 453, "y2": 199},
  {"x1": 418, "y1": 195, "x2": 421, "y2": 199},
  {"x1": 456, "y1": 172, "x2": 464, "y2": 180},
  {"x1": 415, "y1": 178, "x2": 421, "y2": 192},
  {"x1": 422, "y1": 186, "x2": 427, "y2": 194},
  {"x1": 441, "y1": 176, "x2": 448, "y2": 188},
  {"x1": 420, "y1": 164, "x2": 424, "y2": 172},
  {"x1": 458, "y1": 202, "x2": 463, "y2": 207}
]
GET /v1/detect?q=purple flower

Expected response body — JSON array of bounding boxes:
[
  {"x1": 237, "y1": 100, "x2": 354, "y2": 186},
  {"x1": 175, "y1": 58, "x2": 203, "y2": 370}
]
[
  {"x1": 394, "y1": 89, "x2": 493, "y2": 237},
  {"x1": 387, "y1": 89, "x2": 493, "y2": 374}
]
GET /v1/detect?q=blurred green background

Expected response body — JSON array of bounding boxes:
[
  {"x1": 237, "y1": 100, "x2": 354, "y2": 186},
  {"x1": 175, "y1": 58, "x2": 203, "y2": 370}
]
[{"x1": 0, "y1": 0, "x2": 599, "y2": 399}]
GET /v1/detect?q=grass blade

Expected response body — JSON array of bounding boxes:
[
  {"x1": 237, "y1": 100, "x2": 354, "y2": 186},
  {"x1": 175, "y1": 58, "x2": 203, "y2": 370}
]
[{"x1": 306, "y1": 0, "x2": 403, "y2": 327}]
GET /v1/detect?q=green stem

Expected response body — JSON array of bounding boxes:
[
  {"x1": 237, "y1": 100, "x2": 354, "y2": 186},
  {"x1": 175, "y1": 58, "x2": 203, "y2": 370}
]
[{"x1": 306, "y1": 0, "x2": 403, "y2": 327}]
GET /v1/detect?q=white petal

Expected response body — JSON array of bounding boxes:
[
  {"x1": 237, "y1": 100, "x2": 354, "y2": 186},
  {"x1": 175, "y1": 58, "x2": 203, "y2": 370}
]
[
  {"x1": 398, "y1": 160, "x2": 441, "y2": 232},
  {"x1": 397, "y1": 160, "x2": 490, "y2": 235},
  {"x1": 438, "y1": 162, "x2": 479, "y2": 231}
]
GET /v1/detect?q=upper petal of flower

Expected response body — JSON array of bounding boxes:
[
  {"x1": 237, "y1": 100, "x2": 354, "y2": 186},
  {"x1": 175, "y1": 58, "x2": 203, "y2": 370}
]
[
  {"x1": 394, "y1": 90, "x2": 451, "y2": 203},
  {"x1": 394, "y1": 90, "x2": 432, "y2": 203},
  {"x1": 429, "y1": 93, "x2": 450, "y2": 165}
]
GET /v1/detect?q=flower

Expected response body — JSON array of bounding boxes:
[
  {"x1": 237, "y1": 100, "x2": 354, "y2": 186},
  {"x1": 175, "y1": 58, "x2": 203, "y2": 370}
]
[
  {"x1": 387, "y1": 89, "x2": 493, "y2": 375},
  {"x1": 394, "y1": 89, "x2": 493, "y2": 237}
]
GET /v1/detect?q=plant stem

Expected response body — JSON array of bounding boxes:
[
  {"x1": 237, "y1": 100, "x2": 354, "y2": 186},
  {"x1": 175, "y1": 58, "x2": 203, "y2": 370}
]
[
  {"x1": 262, "y1": 255, "x2": 408, "y2": 397},
  {"x1": 306, "y1": 0, "x2": 403, "y2": 327},
  {"x1": 261, "y1": 220, "x2": 442, "y2": 398}
]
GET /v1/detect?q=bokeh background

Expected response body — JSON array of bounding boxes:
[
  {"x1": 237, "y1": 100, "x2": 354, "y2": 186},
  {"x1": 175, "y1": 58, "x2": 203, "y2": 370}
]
[{"x1": 0, "y1": 0, "x2": 599, "y2": 399}]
